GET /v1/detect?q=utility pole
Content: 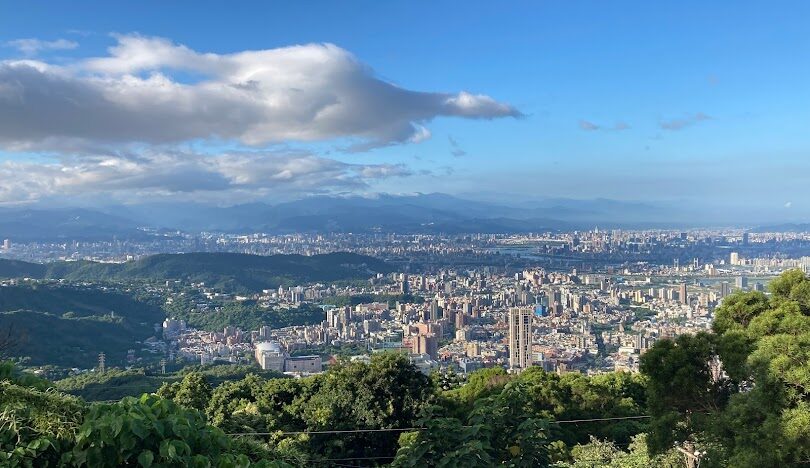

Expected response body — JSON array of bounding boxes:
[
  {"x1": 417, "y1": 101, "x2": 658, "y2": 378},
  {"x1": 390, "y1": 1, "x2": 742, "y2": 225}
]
[
  {"x1": 160, "y1": 358, "x2": 167, "y2": 375},
  {"x1": 98, "y1": 352, "x2": 106, "y2": 373}
]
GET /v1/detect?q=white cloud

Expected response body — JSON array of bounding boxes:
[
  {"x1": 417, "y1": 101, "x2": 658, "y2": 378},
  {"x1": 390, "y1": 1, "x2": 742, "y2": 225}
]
[
  {"x1": 0, "y1": 150, "x2": 412, "y2": 204},
  {"x1": 0, "y1": 34, "x2": 520, "y2": 151},
  {"x1": 5, "y1": 38, "x2": 78, "y2": 55}
]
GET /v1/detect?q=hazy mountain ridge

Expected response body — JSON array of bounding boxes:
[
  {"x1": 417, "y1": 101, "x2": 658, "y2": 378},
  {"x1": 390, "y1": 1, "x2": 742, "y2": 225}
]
[
  {"x1": 0, "y1": 194, "x2": 678, "y2": 239},
  {"x1": 0, "y1": 207, "x2": 150, "y2": 241}
]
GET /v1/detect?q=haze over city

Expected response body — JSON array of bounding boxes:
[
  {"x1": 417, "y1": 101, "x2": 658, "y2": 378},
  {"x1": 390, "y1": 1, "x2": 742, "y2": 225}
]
[{"x1": 1, "y1": 2, "x2": 809, "y2": 225}]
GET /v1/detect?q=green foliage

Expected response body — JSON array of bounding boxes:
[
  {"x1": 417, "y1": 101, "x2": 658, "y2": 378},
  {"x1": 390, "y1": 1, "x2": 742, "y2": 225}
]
[
  {"x1": 561, "y1": 434, "x2": 681, "y2": 468},
  {"x1": 0, "y1": 310, "x2": 155, "y2": 368},
  {"x1": 157, "y1": 372, "x2": 212, "y2": 412},
  {"x1": 57, "y1": 368, "x2": 164, "y2": 401},
  {"x1": 391, "y1": 408, "x2": 494, "y2": 467},
  {"x1": 640, "y1": 269, "x2": 810, "y2": 467},
  {"x1": 393, "y1": 382, "x2": 555, "y2": 467},
  {"x1": 302, "y1": 353, "x2": 433, "y2": 460},
  {"x1": 1, "y1": 361, "x2": 291, "y2": 466},
  {"x1": 172, "y1": 302, "x2": 325, "y2": 332},
  {"x1": 57, "y1": 364, "x2": 283, "y2": 401},
  {"x1": 0, "y1": 380, "x2": 85, "y2": 467},
  {"x1": 203, "y1": 353, "x2": 434, "y2": 464},
  {"x1": 0, "y1": 284, "x2": 162, "y2": 368},
  {"x1": 640, "y1": 333, "x2": 728, "y2": 453},
  {"x1": 0, "y1": 284, "x2": 163, "y2": 323},
  {"x1": 0, "y1": 360, "x2": 50, "y2": 390},
  {"x1": 712, "y1": 290, "x2": 769, "y2": 334},
  {"x1": 66, "y1": 394, "x2": 285, "y2": 467}
]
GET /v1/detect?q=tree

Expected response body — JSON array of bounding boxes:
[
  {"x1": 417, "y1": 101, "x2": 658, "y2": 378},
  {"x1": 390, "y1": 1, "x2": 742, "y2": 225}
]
[
  {"x1": 639, "y1": 333, "x2": 728, "y2": 453},
  {"x1": 394, "y1": 381, "x2": 554, "y2": 467},
  {"x1": 158, "y1": 371, "x2": 212, "y2": 412},
  {"x1": 391, "y1": 407, "x2": 493, "y2": 468},
  {"x1": 300, "y1": 352, "x2": 433, "y2": 461},
  {"x1": 561, "y1": 434, "x2": 681, "y2": 468},
  {"x1": 66, "y1": 394, "x2": 289, "y2": 467},
  {"x1": 641, "y1": 270, "x2": 810, "y2": 467}
]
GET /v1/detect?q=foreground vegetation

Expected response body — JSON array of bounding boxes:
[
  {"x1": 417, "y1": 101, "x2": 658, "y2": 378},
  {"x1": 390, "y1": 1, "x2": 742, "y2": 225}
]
[{"x1": 1, "y1": 269, "x2": 808, "y2": 466}]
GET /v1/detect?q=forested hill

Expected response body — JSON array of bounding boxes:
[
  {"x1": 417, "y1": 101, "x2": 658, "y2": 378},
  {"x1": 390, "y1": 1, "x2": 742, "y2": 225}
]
[
  {"x1": 0, "y1": 258, "x2": 47, "y2": 278},
  {"x1": 0, "y1": 284, "x2": 164, "y2": 367},
  {"x1": 0, "y1": 252, "x2": 392, "y2": 292}
]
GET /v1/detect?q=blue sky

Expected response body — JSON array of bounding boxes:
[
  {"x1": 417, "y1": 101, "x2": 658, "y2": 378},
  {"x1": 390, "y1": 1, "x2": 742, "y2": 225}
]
[{"x1": 1, "y1": 1, "x2": 809, "y2": 221}]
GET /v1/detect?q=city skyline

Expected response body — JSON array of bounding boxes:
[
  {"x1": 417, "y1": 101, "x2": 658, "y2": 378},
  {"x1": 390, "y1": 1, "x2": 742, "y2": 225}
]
[{"x1": 1, "y1": 2, "x2": 809, "y2": 223}]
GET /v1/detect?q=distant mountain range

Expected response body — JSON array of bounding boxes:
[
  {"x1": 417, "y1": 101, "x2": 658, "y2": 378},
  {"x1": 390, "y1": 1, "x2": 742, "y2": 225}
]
[
  {"x1": 0, "y1": 207, "x2": 154, "y2": 241},
  {"x1": 0, "y1": 193, "x2": 690, "y2": 240},
  {"x1": 750, "y1": 223, "x2": 810, "y2": 233},
  {"x1": 0, "y1": 252, "x2": 392, "y2": 292}
]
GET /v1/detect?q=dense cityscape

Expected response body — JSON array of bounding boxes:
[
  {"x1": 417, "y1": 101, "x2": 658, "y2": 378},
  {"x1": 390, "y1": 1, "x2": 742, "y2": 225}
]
[
  {"x1": 2, "y1": 2, "x2": 810, "y2": 466},
  {"x1": 2, "y1": 229, "x2": 807, "y2": 378}
]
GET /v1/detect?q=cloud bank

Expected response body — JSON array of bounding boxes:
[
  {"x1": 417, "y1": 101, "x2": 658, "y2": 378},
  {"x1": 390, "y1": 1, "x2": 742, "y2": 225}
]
[
  {"x1": 0, "y1": 34, "x2": 519, "y2": 204},
  {"x1": 0, "y1": 34, "x2": 520, "y2": 151},
  {"x1": 0, "y1": 150, "x2": 411, "y2": 204}
]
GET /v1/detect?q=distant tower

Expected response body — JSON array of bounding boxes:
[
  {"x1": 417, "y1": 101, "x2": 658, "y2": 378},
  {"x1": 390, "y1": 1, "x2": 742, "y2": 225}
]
[
  {"x1": 98, "y1": 352, "x2": 106, "y2": 373},
  {"x1": 160, "y1": 358, "x2": 167, "y2": 375},
  {"x1": 400, "y1": 273, "x2": 410, "y2": 295},
  {"x1": 509, "y1": 307, "x2": 533, "y2": 371},
  {"x1": 679, "y1": 283, "x2": 688, "y2": 305},
  {"x1": 720, "y1": 281, "x2": 731, "y2": 298},
  {"x1": 730, "y1": 252, "x2": 740, "y2": 266}
]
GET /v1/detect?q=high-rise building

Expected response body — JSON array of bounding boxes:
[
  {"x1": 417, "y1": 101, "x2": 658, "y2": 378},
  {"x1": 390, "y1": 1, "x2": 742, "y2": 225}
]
[
  {"x1": 679, "y1": 283, "x2": 688, "y2": 304},
  {"x1": 428, "y1": 300, "x2": 441, "y2": 321},
  {"x1": 400, "y1": 273, "x2": 410, "y2": 295},
  {"x1": 412, "y1": 333, "x2": 438, "y2": 359},
  {"x1": 736, "y1": 276, "x2": 748, "y2": 289},
  {"x1": 730, "y1": 252, "x2": 740, "y2": 266},
  {"x1": 259, "y1": 325, "x2": 272, "y2": 340},
  {"x1": 2, "y1": 239, "x2": 9, "y2": 250},
  {"x1": 508, "y1": 307, "x2": 533, "y2": 370}
]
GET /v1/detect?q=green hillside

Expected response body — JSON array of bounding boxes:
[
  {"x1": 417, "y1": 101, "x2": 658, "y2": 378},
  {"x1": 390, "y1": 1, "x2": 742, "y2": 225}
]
[
  {"x1": 0, "y1": 310, "x2": 156, "y2": 368},
  {"x1": 0, "y1": 251, "x2": 392, "y2": 292},
  {"x1": 0, "y1": 259, "x2": 46, "y2": 278},
  {"x1": 0, "y1": 284, "x2": 164, "y2": 322},
  {"x1": 0, "y1": 285, "x2": 163, "y2": 368}
]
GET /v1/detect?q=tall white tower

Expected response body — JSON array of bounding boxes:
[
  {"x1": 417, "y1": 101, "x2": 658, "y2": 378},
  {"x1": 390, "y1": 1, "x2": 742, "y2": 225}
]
[{"x1": 509, "y1": 307, "x2": 533, "y2": 370}]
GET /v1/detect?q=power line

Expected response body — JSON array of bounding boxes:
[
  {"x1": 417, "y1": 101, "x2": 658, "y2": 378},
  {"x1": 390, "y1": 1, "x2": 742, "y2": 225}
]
[
  {"x1": 226, "y1": 415, "x2": 652, "y2": 436},
  {"x1": 557, "y1": 415, "x2": 650, "y2": 424}
]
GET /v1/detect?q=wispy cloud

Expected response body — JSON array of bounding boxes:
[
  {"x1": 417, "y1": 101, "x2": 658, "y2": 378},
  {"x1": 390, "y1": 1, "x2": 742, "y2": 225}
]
[
  {"x1": 579, "y1": 120, "x2": 600, "y2": 131},
  {"x1": 660, "y1": 112, "x2": 711, "y2": 131},
  {"x1": 4, "y1": 38, "x2": 78, "y2": 55},
  {"x1": 448, "y1": 135, "x2": 467, "y2": 157},
  {"x1": 613, "y1": 121, "x2": 631, "y2": 131},
  {"x1": 579, "y1": 120, "x2": 630, "y2": 132}
]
